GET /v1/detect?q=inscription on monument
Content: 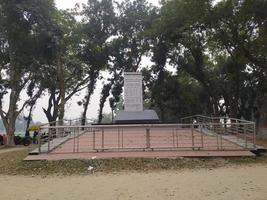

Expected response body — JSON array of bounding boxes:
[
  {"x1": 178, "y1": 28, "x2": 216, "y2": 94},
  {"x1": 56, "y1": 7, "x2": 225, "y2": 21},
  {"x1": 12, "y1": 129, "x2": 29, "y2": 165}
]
[{"x1": 124, "y1": 72, "x2": 143, "y2": 111}]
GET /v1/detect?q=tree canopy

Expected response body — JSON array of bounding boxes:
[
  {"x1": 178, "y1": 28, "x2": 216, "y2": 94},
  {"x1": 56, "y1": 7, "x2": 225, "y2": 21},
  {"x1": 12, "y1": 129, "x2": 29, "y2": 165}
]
[{"x1": 0, "y1": 0, "x2": 267, "y2": 145}]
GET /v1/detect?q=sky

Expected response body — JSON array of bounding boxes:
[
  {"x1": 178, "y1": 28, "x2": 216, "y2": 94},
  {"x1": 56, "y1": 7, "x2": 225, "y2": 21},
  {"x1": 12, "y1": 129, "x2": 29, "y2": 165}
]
[
  {"x1": 55, "y1": 0, "x2": 160, "y2": 10},
  {"x1": 2, "y1": 0, "x2": 161, "y2": 123}
]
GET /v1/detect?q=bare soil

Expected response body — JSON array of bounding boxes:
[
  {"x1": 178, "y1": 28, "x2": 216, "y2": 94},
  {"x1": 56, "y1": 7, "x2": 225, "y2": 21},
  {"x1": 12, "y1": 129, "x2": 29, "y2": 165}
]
[
  {"x1": 0, "y1": 145, "x2": 267, "y2": 199},
  {"x1": 257, "y1": 138, "x2": 267, "y2": 147},
  {"x1": 0, "y1": 145, "x2": 267, "y2": 176},
  {"x1": 1, "y1": 166, "x2": 267, "y2": 200},
  {"x1": 0, "y1": 146, "x2": 28, "y2": 154}
]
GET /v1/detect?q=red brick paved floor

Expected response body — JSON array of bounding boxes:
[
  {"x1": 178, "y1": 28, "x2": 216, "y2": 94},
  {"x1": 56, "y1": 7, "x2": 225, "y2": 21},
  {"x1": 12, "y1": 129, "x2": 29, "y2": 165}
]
[
  {"x1": 25, "y1": 128, "x2": 255, "y2": 161},
  {"x1": 52, "y1": 128, "x2": 244, "y2": 154}
]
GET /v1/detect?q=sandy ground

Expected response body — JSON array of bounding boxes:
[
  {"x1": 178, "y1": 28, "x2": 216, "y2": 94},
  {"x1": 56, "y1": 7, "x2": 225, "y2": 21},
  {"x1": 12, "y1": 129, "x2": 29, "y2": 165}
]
[
  {"x1": 0, "y1": 165, "x2": 267, "y2": 200},
  {"x1": 0, "y1": 147, "x2": 26, "y2": 154}
]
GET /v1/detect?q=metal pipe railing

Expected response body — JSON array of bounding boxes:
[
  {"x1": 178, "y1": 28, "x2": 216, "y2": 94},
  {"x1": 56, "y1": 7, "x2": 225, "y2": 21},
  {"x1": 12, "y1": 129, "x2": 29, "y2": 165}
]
[{"x1": 37, "y1": 120, "x2": 256, "y2": 154}]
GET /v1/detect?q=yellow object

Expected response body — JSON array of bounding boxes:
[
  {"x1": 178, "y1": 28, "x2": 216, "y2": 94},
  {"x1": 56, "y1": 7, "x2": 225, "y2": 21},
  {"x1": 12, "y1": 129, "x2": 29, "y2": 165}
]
[{"x1": 27, "y1": 125, "x2": 39, "y2": 131}]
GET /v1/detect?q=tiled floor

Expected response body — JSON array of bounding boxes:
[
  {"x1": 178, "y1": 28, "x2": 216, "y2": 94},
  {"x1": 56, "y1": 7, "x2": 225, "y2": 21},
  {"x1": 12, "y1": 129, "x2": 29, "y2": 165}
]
[
  {"x1": 51, "y1": 128, "x2": 244, "y2": 154},
  {"x1": 25, "y1": 128, "x2": 255, "y2": 161}
]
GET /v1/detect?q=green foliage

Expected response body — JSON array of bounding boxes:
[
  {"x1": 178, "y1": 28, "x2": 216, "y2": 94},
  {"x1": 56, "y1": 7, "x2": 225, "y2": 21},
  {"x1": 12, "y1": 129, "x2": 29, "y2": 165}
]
[
  {"x1": 147, "y1": 0, "x2": 267, "y2": 122},
  {"x1": 1, "y1": 0, "x2": 267, "y2": 128},
  {"x1": 0, "y1": 0, "x2": 57, "y2": 144}
]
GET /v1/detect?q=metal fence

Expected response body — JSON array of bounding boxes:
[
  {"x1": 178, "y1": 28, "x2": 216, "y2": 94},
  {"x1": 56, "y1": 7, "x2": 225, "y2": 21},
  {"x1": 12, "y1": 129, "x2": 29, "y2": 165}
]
[
  {"x1": 37, "y1": 117, "x2": 256, "y2": 154},
  {"x1": 39, "y1": 118, "x2": 92, "y2": 128},
  {"x1": 181, "y1": 115, "x2": 256, "y2": 148}
]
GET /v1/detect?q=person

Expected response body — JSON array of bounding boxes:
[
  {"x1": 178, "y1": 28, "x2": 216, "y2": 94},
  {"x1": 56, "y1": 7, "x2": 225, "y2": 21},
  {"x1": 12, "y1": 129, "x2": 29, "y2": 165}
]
[
  {"x1": 33, "y1": 131, "x2": 38, "y2": 144},
  {"x1": 25, "y1": 130, "x2": 30, "y2": 137},
  {"x1": 23, "y1": 130, "x2": 31, "y2": 146},
  {"x1": 0, "y1": 134, "x2": 3, "y2": 145}
]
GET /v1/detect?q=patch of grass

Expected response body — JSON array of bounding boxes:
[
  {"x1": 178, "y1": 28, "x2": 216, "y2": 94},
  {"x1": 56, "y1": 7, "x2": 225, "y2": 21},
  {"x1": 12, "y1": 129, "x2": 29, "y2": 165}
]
[{"x1": 0, "y1": 148, "x2": 267, "y2": 176}]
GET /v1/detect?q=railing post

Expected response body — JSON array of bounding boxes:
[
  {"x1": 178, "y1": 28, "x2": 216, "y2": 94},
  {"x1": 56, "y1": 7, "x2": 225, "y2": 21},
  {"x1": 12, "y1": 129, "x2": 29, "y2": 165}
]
[
  {"x1": 73, "y1": 128, "x2": 76, "y2": 153},
  {"x1": 38, "y1": 130, "x2": 42, "y2": 154},
  {"x1": 224, "y1": 117, "x2": 227, "y2": 134},
  {"x1": 220, "y1": 134, "x2": 223, "y2": 150},
  {"x1": 122, "y1": 128, "x2": 124, "y2": 148},
  {"x1": 253, "y1": 123, "x2": 256, "y2": 149},
  {"x1": 244, "y1": 124, "x2": 247, "y2": 149},
  {"x1": 93, "y1": 129, "x2": 95, "y2": 150},
  {"x1": 200, "y1": 125, "x2": 204, "y2": 149},
  {"x1": 216, "y1": 133, "x2": 219, "y2": 150},
  {"x1": 191, "y1": 125, "x2": 194, "y2": 150},
  {"x1": 48, "y1": 129, "x2": 51, "y2": 153},
  {"x1": 146, "y1": 128, "x2": 150, "y2": 149},
  {"x1": 176, "y1": 128, "x2": 179, "y2": 147},
  {"x1": 118, "y1": 128, "x2": 120, "y2": 148},
  {"x1": 77, "y1": 128, "x2": 80, "y2": 152},
  {"x1": 172, "y1": 128, "x2": 175, "y2": 148},
  {"x1": 102, "y1": 128, "x2": 104, "y2": 151}
]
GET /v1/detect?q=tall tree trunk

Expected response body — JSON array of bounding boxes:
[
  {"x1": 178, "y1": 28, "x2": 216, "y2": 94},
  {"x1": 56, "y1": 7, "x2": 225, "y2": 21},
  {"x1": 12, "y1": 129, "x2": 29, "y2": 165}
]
[
  {"x1": 2, "y1": 61, "x2": 22, "y2": 146},
  {"x1": 43, "y1": 91, "x2": 59, "y2": 126},
  {"x1": 159, "y1": 105, "x2": 165, "y2": 122},
  {"x1": 57, "y1": 56, "x2": 65, "y2": 126},
  {"x1": 6, "y1": 121, "x2": 16, "y2": 146},
  {"x1": 81, "y1": 91, "x2": 92, "y2": 126},
  {"x1": 3, "y1": 90, "x2": 20, "y2": 146},
  {"x1": 81, "y1": 93, "x2": 90, "y2": 126},
  {"x1": 25, "y1": 104, "x2": 34, "y2": 131},
  {"x1": 44, "y1": 113, "x2": 58, "y2": 125},
  {"x1": 111, "y1": 108, "x2": 114, "y2": 123},
  {"x1": 81, "y1": 77, "x2": 97, "y2": 126},
  {"x1": 98, "y1": 103, "x2": 105, "y2": 124},
  {"x1": 258, "y1": 68, "x2": 267, "y2": 136},
  {"x1": 25, "y1": 88, "x2": 43, "y2": 130},
  {"x1": 258, "y1": 95, "x2": 267, "y2": 135},
  {"x1": 98, "y1": 83, "x2": 113, "y2": 124}
]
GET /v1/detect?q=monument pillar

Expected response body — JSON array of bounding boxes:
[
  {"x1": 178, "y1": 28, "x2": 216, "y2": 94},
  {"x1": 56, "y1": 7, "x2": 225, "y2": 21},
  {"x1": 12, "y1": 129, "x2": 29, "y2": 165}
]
[
  {"x1": 114, "y1": 72, "x2": 159, "y2": 124},
  {"x1": 124, "y1": 72, "x2": 143, "y2": 112}
]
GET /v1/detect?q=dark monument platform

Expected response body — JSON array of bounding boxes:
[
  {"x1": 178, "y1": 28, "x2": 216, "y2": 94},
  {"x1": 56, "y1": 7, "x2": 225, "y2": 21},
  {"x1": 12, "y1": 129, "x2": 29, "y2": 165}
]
[{"x1": 115, "y1": 109, "x2": 160, "y2": 124}]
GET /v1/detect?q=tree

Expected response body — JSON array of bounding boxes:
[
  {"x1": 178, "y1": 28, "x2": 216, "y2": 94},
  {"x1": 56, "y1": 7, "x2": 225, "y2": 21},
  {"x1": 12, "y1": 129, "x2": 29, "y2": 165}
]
[
  {"x1": 152, "y1": 0, "x2": 221, "y2": 117},
  {"x1": 109, "y1": 81, "x2": 123, "y2": 123},
  {"x1": 142, "y1": 67, "x2": 210, "y2": 122},
  {"x1": 207, "y1": 0, "x2": 267, "y2": 129},
  {"x1": 109, "y1": 97, "x2": 115, "y2": 123},
  {"x1": 0, "y1": 0, "x2": 56, "y2": 146},
  {"x1": 98, "y1": 81, "x2": 113, "y2": 123},
  {"x1": 79, "y1": 0, "x2": 117, "y2": 125},
  {"x1": 24, "y1": 81, "x2": 44, "y2": 132},
  {"x1": 96, "y1": 0, "x2": 158, "y2": 123},
  {"x1": 149, "y1": 0, "x2": 267, "y2": 123},
  {"x1": 41, "y1": 10, "x2": 90, "y2": 124}
]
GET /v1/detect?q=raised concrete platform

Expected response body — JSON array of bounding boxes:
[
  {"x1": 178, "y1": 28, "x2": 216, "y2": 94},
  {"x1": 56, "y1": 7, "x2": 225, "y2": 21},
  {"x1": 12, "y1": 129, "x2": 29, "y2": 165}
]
[
  {"x1": 24, "y1": 150, "x2": 255, "y2": 161},
  {"x1": 115, "y1": 110, "x2": 160, "y2": 124}
]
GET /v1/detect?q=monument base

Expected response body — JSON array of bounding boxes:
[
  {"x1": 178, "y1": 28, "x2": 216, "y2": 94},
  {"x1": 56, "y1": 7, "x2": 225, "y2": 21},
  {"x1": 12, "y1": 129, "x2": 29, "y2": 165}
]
[{"x1": 115, "y1": 110, "x2": 160, "y2": 124}]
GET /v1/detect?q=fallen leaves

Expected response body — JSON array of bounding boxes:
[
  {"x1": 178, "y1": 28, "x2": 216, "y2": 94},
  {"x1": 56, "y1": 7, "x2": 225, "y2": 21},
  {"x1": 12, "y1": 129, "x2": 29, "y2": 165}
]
[{"x1": 0, "y1": 147, "x2": 266, "y2": 177}]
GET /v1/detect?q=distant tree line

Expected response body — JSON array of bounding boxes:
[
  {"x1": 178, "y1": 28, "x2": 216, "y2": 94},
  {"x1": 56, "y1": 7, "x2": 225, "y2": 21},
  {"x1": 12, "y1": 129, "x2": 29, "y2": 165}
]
[{"x1": 0, "y1": 0, "x2": 266, "y2": 146}]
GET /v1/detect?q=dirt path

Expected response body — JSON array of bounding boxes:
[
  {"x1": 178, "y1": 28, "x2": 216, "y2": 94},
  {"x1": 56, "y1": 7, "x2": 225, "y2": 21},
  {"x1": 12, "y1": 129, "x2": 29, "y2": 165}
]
[
  {"x1": 0, "y1": 147, "x2": 26, "y2": 154},
  {"x1": 0, "y1": 165, "x2": 267, "y2": 200}
]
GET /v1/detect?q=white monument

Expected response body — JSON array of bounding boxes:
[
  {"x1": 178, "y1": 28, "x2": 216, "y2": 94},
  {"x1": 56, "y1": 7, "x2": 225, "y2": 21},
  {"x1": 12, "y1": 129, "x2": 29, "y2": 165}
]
[
  {"x1": 124, "y1": 72, "x2": 143, "y2": 112},
  {"x1": 114, "y1": 71, "x2": 159, "y2": 124}
]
